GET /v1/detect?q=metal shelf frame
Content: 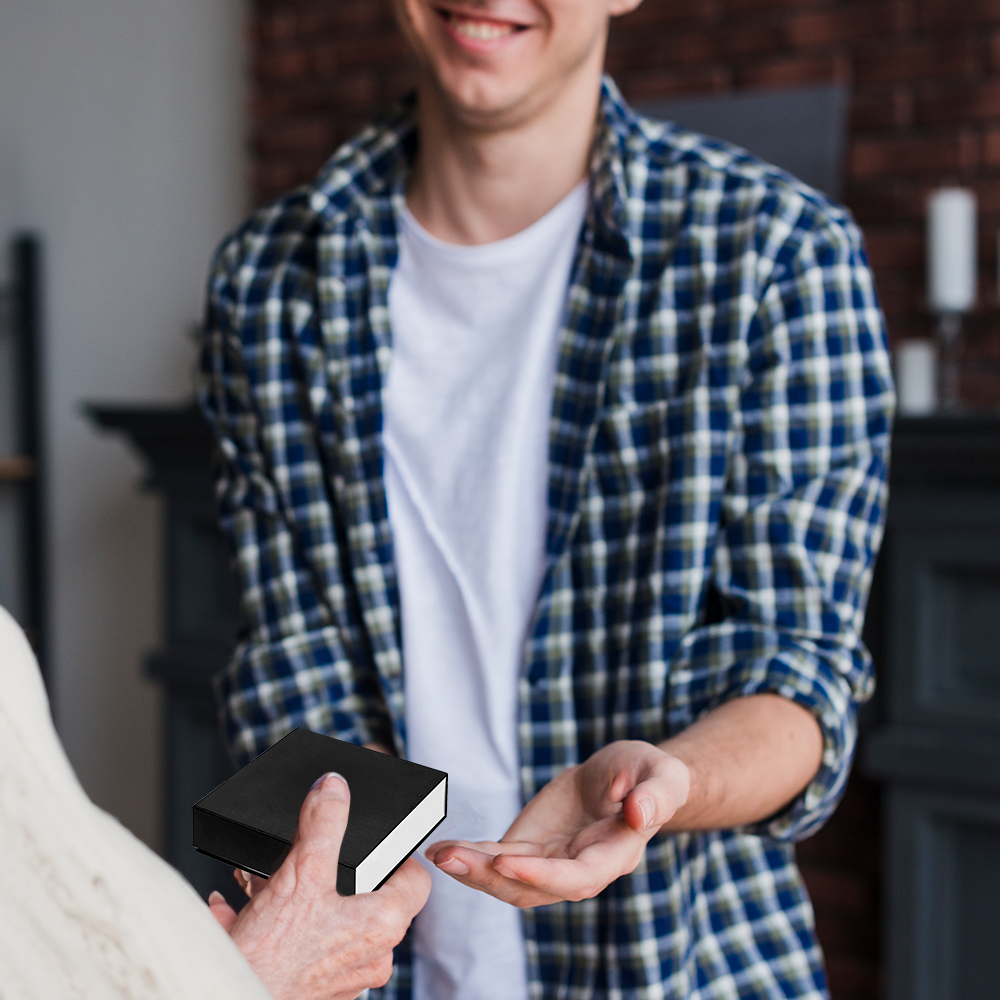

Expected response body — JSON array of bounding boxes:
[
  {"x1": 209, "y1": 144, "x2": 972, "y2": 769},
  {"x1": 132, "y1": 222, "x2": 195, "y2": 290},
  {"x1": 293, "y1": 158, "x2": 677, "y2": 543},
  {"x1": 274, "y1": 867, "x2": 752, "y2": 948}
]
[{"x1": 1, "y1": 234, "x2": 48, "y2": 686}]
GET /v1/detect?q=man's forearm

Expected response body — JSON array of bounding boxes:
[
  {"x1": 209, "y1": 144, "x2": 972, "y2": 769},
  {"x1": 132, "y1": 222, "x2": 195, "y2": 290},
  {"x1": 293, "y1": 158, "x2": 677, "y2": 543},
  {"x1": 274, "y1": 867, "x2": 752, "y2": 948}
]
[{"x1": 658, "y1": 694, "x2": 823, "y2": 833}]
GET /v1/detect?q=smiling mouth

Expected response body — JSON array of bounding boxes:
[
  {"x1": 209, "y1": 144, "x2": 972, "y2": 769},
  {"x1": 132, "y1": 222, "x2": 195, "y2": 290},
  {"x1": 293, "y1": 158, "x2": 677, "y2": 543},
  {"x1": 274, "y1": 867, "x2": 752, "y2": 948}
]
[{"x1": 437, "y1": 8, "x2": 528, "y2": 41}]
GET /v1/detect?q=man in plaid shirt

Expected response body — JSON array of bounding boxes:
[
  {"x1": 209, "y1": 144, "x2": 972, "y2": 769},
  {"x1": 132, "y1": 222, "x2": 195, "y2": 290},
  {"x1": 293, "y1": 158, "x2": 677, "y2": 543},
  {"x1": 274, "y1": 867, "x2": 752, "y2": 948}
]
[{"x1": 198, "y1": 1, "x2": 893, "y2": 997}]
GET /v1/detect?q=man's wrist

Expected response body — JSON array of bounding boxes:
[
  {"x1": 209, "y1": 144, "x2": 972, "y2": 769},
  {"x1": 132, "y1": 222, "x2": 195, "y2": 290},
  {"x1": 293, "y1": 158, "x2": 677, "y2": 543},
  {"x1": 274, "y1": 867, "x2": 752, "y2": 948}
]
[
  {"x1": 652, "y1": 695, "x2": 824, "y2": 833},
  {"x1": 653, "y1": 740, "x2": 711, "y2": 833}
]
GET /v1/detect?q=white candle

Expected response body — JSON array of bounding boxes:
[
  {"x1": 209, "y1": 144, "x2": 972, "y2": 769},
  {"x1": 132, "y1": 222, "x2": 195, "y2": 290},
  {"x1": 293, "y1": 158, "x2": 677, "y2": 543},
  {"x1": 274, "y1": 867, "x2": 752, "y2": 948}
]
[
  {"x1": 928, "y1": 188, "x2": 977, "y2": 313},
  {"x1": 895, "y1": 339, "x2": 938, "y2": 415}
]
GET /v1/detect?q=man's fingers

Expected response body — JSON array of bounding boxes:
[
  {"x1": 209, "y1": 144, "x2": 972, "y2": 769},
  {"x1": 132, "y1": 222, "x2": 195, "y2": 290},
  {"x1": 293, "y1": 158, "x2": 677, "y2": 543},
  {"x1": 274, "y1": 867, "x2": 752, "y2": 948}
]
[
  {"x1": 208, "y1": 890, "x2": 238, "y2": 932},
  {"x1": 427, "y1": 838, "x2": 543, "y2": 861},
  {"x1": 430, "y1": 843, "x2": 563, "y2": 908},
  {"x1": 491, "y1": 855, "x2": 603, "y2": 901},
  {"x1": 491, "y1": 842, "x2": 631, "y2": 902},
  {"x1": 493, "y1": 813, "x2": 651, "y2": 901}
]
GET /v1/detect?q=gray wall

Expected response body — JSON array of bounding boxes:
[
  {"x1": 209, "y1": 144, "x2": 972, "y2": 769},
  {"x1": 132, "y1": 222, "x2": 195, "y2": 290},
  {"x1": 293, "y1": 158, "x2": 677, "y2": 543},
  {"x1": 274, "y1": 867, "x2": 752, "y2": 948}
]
[{"x1": 0, "y1": 0, "x2": 248, "y2": 849}]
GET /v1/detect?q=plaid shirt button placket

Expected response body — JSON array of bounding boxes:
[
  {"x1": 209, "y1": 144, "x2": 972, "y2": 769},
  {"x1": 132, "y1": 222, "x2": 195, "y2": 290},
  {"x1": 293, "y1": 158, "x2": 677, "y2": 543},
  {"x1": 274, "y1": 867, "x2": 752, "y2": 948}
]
[{"x1": 199, "y1": 78, "x2": 893, "y2": 1000}]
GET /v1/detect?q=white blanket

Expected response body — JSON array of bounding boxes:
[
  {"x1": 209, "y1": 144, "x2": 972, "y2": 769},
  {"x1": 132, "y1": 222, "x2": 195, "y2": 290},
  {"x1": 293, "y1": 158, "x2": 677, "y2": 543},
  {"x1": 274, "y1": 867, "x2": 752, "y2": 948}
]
[{"x1": 0, "y1": 605, "x2": 271, "y2": 999}]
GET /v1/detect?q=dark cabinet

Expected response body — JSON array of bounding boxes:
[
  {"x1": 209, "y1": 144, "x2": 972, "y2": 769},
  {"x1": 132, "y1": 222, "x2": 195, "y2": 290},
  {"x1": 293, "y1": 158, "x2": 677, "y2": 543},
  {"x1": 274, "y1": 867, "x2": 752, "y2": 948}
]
[{"x1": 864, "y1": 415, "x2": 1000, "y2": 1000}]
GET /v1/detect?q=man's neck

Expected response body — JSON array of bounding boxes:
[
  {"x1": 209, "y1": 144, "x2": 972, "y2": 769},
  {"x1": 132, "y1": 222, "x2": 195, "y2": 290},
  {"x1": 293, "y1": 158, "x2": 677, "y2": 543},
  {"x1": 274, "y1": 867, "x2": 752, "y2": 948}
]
[{"x1": 405, "y1": 72, "x2": 602, "y2": 246}]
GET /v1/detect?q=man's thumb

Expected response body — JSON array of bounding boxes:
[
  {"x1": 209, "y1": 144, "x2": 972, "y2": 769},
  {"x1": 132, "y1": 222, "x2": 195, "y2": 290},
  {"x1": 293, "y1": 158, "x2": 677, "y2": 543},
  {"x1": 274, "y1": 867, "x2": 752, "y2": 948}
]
[{"x1": 623, "y1": 757, "x2": 690, "y2": 834}]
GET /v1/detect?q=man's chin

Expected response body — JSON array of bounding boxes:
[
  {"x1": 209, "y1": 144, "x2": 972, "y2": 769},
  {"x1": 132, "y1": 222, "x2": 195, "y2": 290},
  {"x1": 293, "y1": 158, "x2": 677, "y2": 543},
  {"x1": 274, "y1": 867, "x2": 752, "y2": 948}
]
[{"x1": 428, "y1": 74, "x2": 553, "y2": 133}]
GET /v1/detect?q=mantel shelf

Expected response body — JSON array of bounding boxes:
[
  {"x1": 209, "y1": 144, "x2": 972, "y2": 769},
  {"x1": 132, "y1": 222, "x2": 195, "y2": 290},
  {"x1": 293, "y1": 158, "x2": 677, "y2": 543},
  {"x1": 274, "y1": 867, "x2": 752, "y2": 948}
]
[{"x1": 0, "y1": 456, "x2": 37, "y2": 482}]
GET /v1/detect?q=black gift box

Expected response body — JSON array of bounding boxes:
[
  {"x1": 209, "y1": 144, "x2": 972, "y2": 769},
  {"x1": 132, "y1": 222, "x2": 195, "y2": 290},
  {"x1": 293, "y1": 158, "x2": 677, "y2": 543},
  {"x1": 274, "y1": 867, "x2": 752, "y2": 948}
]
[{"x1": 193, "y1": 728, "x2": 447, "y2": 895}]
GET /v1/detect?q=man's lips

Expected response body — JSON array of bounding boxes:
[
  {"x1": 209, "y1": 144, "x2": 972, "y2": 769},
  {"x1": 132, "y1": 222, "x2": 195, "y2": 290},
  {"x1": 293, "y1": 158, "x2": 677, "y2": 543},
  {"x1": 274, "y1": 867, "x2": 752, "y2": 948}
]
[{"x1": 436, "y1": 7, "x2": 530, "y2": 42}]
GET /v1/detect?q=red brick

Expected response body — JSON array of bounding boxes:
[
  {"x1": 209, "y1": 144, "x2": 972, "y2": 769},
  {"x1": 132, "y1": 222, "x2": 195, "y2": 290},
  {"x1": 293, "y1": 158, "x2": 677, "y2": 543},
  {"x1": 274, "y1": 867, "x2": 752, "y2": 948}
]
[
  {"x1": 918, "y1": 81, "x2": 1000, "y2": 124},
  {"x1": 254, "y1": 46, "x2": 312, "y2": 83},
  {"x1": 725, "y1": 0, "x2": 820, "y2": 12},
  {"x1": 919, "y1": 0, "x2": 1000, "y2": 30},
  {"x1": 737, "y1": 52, "x2": 850, "y2": 89},
  {"x1": 962, "y1": 368, "x2": 1000, "y2": 409},
  {"x1": 619, "y1": 65, "x2": 732, "y2": 102},
  {"x1": 845, "y1": 184, "x2": 921, "y2": 225},
  {"x1": 850, "y1": 88, "x2": 914, "y2": 131},
  {"x1": 799, "y1": 867, "x2": 874, "y2": 913},
  {"x1": 379, "y1": 68, "x2": 420, "y2": 103},
  {"x1": 251, "y1": 91, "x2": 304, "y2": 125},
  {"x1": 321, "y1": 34, "x2": 410, "y2": 72},
  {"x1": 657, "y1": 31, "x2": 730, "y2": 66},
  {"x1": 883, "y1": 303, "x2": 936, "y2": 337},
  {"x1": 612, "y1": 0, "x2": 721, "y2": 29},
  {"x1": 251, "y1": 161, "x2": 310, "y2": 203},
  {"x1": 850, "y1": 180, "x2": 955, "y2": 223},
  {"x1": 258, "y1": 8, "x2": 298, "y2": 44},
  {"x1": 898, "y1": 304, "x2": 941, "y2": 338},
  {"x1": 796, "y1": 828, "x2": 880, "y2": 873},
  {"x1": 984, "y1": 129, "x2": 1000, "y2": 166},
  {"x1": 297, "y1": 1, "x2": 395, "y2": 35},
  {"x1": 849, "y1": 131, "x2": 980, "y2": 178},
  {"x1": 252, "y1": 117, "x2": 334, "y2": 156},
  {"x1": 718, "y1": 22, "x2": 786, "y2": 59},
  {"x1": 850, "y1": 256, "x2": 918, "y2": 293},
  {"x1": 861, "y1": 226, "x2": 925, "y2": 268},
  {"x1": 787, "y1": 1, "x2": 908, "y2": 49},
  {"x1": 315, "y1": 73, "x2": 381, "y2": 110},
  {"x1": 965, "y1": 318, "x2": 1000, "y2": 359},
  {"x1": 606, "y1": 32, "x2": 722, "y2": 75},
  {"x1": 855, "y1": 39, "x2": 978, "y2": 85}
]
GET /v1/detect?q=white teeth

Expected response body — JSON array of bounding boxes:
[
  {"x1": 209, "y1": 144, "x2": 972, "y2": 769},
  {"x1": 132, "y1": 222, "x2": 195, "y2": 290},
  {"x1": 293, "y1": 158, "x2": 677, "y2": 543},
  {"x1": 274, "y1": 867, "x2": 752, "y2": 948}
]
[{"x1": 447, "y1": 14, "x2": 516, "y2": 40}]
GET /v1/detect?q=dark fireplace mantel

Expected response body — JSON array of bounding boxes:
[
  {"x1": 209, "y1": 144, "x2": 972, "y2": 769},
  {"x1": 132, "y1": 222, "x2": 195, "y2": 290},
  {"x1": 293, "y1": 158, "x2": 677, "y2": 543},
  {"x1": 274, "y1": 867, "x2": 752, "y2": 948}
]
[
  {"x1": 861, "y1": 413, "x2": 1000, "y2": 1000},
  {"x1": 86, "y1": 402, "x2": 243, "y2": 908}
]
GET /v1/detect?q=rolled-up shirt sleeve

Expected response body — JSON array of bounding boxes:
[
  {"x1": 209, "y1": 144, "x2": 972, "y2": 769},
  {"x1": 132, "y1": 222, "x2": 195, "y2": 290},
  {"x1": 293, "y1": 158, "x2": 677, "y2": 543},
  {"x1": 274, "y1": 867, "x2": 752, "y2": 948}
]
[{"x1": 668, "y1": 207, "x2": 894, "y2": 841}]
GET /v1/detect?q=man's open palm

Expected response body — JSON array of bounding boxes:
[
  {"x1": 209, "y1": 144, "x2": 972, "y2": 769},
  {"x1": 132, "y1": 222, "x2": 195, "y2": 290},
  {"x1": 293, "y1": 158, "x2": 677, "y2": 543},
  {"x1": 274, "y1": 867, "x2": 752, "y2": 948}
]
[{"x1": 427, "y1": 741, "x2": 690, "y2": 907}]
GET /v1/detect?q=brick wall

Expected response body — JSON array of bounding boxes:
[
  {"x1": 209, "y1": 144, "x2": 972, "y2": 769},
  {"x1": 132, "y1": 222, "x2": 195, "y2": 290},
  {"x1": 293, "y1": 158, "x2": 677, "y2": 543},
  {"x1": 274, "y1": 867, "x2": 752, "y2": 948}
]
[
  {"x1": 251, "y1": 0, "x2": 1000, "y2": 409},
  {"x1": 247, "y1": 1, "x2": 1000, "y2": 997}
]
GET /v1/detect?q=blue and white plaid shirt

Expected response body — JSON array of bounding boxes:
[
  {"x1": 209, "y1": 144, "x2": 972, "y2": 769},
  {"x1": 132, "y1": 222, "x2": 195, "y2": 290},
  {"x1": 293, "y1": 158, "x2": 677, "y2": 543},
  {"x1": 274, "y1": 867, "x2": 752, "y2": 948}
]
[{"x1": 199, "y1": 78, "x2": 893, "y2": 1000}]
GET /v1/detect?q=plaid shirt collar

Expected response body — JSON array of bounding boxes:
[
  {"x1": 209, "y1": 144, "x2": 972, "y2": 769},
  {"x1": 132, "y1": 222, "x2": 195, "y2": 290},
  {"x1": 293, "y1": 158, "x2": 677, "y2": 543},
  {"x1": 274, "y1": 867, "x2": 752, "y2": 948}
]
[{"x1": 310, "y1": 76, "x2": 636, "y2": 247}]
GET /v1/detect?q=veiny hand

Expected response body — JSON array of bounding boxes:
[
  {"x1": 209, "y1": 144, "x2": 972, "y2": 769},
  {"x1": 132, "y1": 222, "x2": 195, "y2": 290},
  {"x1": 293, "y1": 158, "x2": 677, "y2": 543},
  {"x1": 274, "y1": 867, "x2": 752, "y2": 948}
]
[
  {"x1": 208, "y1": 772, "x2": 431, "y2": 1000},
  {"x1": 427, "y1": 740, "x2": 689, "y2": 907}
]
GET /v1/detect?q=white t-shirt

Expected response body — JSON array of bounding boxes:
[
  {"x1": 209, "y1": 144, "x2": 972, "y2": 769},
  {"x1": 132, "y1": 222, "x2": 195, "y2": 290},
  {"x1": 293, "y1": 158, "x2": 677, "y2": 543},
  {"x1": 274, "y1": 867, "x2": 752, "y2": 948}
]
[{"x1": 383, "y1": 182, "x2": 588, "y2": 1000}]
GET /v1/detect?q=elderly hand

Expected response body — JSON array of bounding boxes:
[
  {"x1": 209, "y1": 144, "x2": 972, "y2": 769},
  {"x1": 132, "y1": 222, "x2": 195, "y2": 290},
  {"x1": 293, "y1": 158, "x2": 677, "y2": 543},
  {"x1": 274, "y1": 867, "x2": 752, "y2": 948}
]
[
  {"x1": 208, "y1": 772, "x2": 431, "y2": 1000},
  {"x1": 426, "y1": 740, "x2": 689, "y2": 908}
]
